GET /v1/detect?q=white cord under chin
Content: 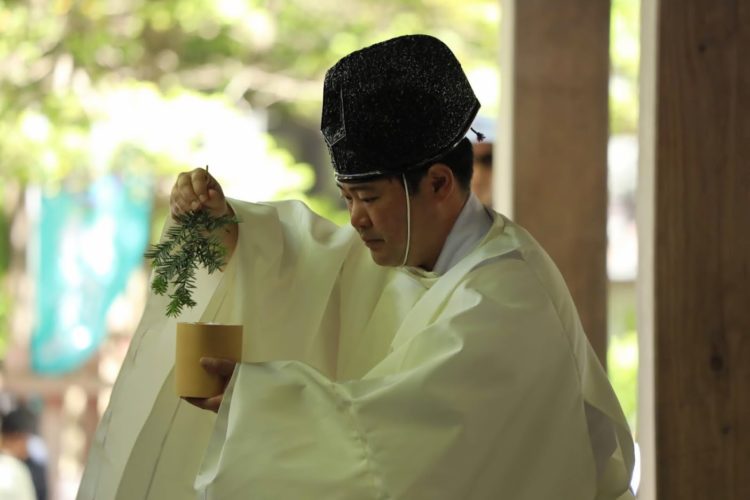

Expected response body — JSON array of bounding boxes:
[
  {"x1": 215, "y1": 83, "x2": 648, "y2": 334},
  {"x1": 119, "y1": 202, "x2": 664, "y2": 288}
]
[{"x1": 401, "y1": 173, "x2": 411, "y2": 267}]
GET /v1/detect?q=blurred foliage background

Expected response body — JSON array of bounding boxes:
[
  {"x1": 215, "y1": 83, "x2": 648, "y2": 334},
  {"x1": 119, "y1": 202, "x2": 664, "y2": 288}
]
[{"x1": 0, "y1": 0, "x2": 500, "y2": 183}]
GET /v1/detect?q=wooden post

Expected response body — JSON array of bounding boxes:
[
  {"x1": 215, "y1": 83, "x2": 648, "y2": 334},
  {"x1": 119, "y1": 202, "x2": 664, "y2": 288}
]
[
  {"x1": 640, "y1": 0, "x2": 750, "y2": 498},
  {"x1": 499, "y1": 0, "x2": 611, "y2": 364}
]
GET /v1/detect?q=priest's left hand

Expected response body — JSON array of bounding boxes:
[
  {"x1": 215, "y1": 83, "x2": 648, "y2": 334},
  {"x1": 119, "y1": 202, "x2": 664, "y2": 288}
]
[{"x1": 182, "y1": 357, "x2": 237, "y2": 413}]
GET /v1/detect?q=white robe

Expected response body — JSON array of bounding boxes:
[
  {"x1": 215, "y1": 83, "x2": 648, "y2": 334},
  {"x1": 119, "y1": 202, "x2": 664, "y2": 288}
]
[
  {"x1": 78, "y1": 199, "x2": 634, "y2": 500},
  {"x1": 0, "y1": 454, "x2": 36, "y2": 500}
]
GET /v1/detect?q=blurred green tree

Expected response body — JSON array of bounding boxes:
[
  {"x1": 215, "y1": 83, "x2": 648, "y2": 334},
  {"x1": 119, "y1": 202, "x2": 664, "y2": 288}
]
[
  {"x1": 0, "y1": 0, "x2": 500, "y2": 194},
  {"x1": 610, "y1": 0, "x2": 640, "y2": 134}
]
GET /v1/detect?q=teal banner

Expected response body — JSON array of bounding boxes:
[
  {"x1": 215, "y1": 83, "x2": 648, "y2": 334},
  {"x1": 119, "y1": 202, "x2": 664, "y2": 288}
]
[{"x1": 32, "y1": 175, "x2": 152, "y2": 374}]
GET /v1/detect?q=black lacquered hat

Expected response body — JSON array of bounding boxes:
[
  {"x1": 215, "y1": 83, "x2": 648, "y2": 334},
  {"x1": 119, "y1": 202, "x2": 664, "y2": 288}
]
[{"x1": 321, "y1": 34, "x2": 480, "y2": 182}]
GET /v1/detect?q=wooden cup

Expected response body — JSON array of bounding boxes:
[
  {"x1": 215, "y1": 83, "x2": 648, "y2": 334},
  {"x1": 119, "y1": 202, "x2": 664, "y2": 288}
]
[{"x1": 175, "y1": 322, "x2": 243, "y2": 398}]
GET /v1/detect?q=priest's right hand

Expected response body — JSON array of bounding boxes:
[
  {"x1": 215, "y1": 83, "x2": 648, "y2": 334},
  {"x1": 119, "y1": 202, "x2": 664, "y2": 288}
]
[{"x1": 170, "y1": 167, "x2": 230, "y2": 219}]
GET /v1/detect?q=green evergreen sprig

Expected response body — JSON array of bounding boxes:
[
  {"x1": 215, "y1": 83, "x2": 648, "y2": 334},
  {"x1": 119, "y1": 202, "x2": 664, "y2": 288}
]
[{"x1": 145, "y1": 210, "x2": 239, "y2": 317}]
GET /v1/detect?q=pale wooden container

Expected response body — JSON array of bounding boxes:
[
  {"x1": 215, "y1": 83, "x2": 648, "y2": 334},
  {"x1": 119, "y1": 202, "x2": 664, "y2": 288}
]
[{"x1": 175, "y1": 322, "x2": 243, "y2": 398}]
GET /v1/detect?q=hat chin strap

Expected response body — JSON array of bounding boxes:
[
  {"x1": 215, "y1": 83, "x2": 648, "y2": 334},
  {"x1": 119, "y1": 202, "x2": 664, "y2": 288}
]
[{"x1": 401, "y1": 173, "x2": 411, "y2": 267}]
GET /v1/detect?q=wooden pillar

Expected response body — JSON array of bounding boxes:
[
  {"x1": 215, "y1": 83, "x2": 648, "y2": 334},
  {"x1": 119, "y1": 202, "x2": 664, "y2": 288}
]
[
  {"x1": 639, "y1": 1, "x2": 750, "y2": 498},
  {"x1": 499, "y1": 0, "x2": 610, "y2": 364}
]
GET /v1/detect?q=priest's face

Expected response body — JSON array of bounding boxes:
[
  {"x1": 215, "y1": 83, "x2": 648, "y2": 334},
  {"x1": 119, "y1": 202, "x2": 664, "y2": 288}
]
[{"x1": 338, "y1": 177, "x2": 432, "y2": 267}]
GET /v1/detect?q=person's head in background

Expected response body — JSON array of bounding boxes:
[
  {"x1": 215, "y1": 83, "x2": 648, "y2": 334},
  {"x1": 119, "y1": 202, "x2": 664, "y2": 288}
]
[
  {"x1": 469, "y1": 115, "x2": 495, "y2": 207},
  {"x1": 0, "y1": 404, "x2": 37, "y2": 460},
  {"x1": 1, "y1": 402, "x2": 48, "y2": 500}
]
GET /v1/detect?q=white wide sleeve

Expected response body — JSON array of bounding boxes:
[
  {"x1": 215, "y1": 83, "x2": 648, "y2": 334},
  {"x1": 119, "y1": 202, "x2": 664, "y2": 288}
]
[{"x1": 196, "y1": 257, "x2": 629, "y2": 500}]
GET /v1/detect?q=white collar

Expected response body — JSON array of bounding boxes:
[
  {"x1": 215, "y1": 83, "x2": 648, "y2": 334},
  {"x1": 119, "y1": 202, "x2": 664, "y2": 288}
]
[{"x1": 431, "y1": 193, "x2": 494, "y2": 275}]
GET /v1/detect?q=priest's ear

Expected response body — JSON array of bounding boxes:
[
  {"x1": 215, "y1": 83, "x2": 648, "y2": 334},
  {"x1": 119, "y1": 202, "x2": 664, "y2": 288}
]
[
  {"x1": 423, "y1": 137, "x2": 474, "y2": 199},
  {"x1": 425, "y1": 163, "x2": 455, "y2": 200}
]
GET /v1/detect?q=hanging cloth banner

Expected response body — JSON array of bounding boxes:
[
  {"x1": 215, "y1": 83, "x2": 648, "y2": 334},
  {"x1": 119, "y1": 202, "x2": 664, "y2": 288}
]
[{"x1": 32, "y1": 175, "x2": 152, "y2": 375}]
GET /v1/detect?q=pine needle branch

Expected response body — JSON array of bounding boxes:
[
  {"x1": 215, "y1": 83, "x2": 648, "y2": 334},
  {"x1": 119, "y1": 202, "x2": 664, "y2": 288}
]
[{"x1": 145, "y1": 210, "x2": 239, "y2": 317}]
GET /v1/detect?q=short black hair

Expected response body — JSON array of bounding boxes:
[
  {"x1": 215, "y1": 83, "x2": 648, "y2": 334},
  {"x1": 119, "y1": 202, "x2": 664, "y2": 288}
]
[
  {"x1": 1, "y1": 405, "x2": 37, "y2": 435},
  {"x1": 400, "y1": 137, "x2": 474, "y2": 194}
]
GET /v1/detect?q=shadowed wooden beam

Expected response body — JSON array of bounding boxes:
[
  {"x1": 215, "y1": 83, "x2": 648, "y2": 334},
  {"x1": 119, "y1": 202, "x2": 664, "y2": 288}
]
[{"x1": 499, "y1": 0, "x2": 611, "y2": 365}]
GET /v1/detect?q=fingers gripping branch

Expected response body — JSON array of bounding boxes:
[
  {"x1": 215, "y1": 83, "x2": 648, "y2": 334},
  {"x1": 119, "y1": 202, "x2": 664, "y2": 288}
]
[{"x1": 171, "y1": 167, "x2": 229, "y2": 218}]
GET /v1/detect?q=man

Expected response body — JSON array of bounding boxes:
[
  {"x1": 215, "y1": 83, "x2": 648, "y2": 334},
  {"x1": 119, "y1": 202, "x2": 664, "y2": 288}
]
[
  {"x1": 79, "y1": 35, "x2": 634, "y2": 499},
  {"x1": 1, "y1": 405, "x2": 47, "y2": 500},
  {"x1": 0, "y1": 405, "x2": 36, "y2": 500}
]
